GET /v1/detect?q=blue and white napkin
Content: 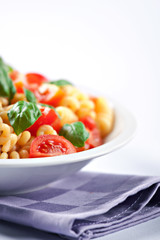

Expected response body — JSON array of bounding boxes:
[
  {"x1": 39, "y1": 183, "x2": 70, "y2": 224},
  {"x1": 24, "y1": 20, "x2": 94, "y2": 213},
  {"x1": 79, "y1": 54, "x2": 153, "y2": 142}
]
[{"x1": 0, "y1": 171, "x2": 160, "y2": 240}]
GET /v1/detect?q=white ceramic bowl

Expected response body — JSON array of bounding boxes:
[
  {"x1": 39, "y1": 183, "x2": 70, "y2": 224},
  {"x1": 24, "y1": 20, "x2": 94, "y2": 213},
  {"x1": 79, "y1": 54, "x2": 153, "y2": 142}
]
[{"x1": 0, "y1": 99, "x2": 136, "y2": 195}]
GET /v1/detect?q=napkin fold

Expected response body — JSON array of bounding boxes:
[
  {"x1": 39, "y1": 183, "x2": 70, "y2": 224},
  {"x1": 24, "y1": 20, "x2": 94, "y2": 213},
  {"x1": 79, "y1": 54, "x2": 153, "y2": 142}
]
[{"x1": 0, "y1": 171, "x2": 160, "y2": 240}]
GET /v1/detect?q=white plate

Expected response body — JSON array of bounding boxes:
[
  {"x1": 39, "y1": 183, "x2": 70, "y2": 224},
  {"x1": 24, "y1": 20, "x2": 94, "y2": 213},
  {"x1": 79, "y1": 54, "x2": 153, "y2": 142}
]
[{"x1": 0, "y1": 99, "x2": 136, "y2": 195}]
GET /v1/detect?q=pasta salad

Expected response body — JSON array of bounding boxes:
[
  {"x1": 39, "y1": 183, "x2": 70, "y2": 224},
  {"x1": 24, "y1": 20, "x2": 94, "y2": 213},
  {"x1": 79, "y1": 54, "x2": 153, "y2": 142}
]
[{"x1": 0, "y1": 58, "x2": 114, "y2": 159}]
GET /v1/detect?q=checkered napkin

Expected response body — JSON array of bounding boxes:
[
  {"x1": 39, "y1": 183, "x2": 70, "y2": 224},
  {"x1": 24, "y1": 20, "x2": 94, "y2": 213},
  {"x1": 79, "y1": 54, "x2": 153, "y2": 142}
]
[{"x1": 0, "y1": 172, "x2": 160, "y2": 240}]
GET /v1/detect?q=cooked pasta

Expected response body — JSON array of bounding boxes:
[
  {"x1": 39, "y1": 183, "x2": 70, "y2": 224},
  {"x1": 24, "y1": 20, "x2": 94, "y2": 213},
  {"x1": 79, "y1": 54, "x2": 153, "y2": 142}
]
[
  {"x1": 2, "y1": 134, "x2": 18, "y2": 152},
  {"x1": 19, "y1": 149, "x2": 29, "y2": 158},
  {"x1": 0, "y1": 97, "x2": 9, "y2": 107},
  {"x1": 95, "y1": 97, "x2": 111, "y2": 114},
  {"x1": 96, "y1": 112, "x2": 114, "y2": 137},
  {"x1": 56, "y1": 106, "x2": 78, "y2": 126},
  {"x1": 0, "y1": 152, "x2": 8, "y2": 159},
  {"x1": 0, "y1": 58, "x2": 115, "y2": 159},
  {"x1": 11, "y1": 93, "x2": 26, "y2": 104},
  {"x1": 60, "y1": 96, "x2": 80, "y2": 112},
  {"x1": 80, "y1": 100, "x2": 95, "y2": 110},
  {"x1": 9, "y1": 151, "x2": 20, "y2": 159},
  {"x1": 36, "y1": 125, "x2": 57, "y2": 136},
  {"x1": 17, "y1": 131, "x2": 31, "y2": 146}
]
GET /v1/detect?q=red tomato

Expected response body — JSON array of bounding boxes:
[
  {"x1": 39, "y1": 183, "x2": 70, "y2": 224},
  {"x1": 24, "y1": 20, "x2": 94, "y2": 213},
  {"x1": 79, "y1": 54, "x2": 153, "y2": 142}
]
[
  {"x1": 76, "y1": 143, "x2": 90, "y2": 152},
  {"x1": 25, "y1": 73, "x2": 48, "y2": 91},
  {"x1": 89, "y1": 96, "x2": 97, "y2": 104},
  {"x1": 34, "y1": 83, "x2": 65, "y2": 107},
  {"x1": 76, "y1": 116, "x2": 102, "y2": 151},
  {"x1": 9, "y1": 70, "x2": 19, "y2": 81},
  {"x1": 9, "y1": 71, "x2": 24, "y2": 93},
  {"x1": 86, "y1": 127, "x2": 102, "y2": 148},
  {"x1": 80, "y1": 116, "x2": 97, "y2": 130},
  {"x1": 29, "y1": 135, "x2": 76, "y2": 158},
  {"x1": 27, "y1": 106, "x2": 61, "y2": 136},
  {"x1": 14, "y1": 80, "x2": 24, "y2": 93}
]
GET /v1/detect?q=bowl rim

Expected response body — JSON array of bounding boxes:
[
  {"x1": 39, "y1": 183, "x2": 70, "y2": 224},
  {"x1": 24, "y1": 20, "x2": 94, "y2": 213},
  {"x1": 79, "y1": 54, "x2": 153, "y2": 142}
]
[{"x1": 0, "y1": 100, "x2": 137, "y2": 167}]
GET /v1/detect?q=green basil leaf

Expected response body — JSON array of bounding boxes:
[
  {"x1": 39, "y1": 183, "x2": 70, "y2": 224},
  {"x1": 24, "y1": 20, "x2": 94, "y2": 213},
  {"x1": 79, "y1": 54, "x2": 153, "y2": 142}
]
[
  {"x1": 8, "y1": 75, "x2": 16, "y2": 102},
  {"x1": 0, "y1": 58, "x2": 16, "y2": 102},
  {"x1": 7, "y1": 101, "x2": 42, "y2": 135},
  {"x1": 59, "y1": 122, "x2": 89, "y2": 147},
  {"x1": 38, "y1": 103, "x2": 55, "y2": 109},
  {"x1": 24, "y1": 88, "x2": 37, "y2": 103},
  {"x1": 38, "y1": 103, "x2": 61, "y2": 119},
  {"x1": 6, "y1": 65, "x2": 14, "y2": 73},
  {"x1": 49, "y1": 79, "x2": 72, "y2": 86},
  {"x1": 0, "y1": 58, "x2": 13, "y2": 73}
]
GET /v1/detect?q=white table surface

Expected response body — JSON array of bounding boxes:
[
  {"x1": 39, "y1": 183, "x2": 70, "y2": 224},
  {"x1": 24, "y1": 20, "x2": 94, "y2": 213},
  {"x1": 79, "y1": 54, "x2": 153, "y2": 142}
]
[{"x1": 0, "y1": 0, "x2": 160, "y2": 239}]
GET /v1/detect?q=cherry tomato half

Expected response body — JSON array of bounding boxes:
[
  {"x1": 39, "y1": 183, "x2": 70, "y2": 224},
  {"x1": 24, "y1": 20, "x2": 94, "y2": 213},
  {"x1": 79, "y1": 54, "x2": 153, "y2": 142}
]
[
  {"x1": 86, "y1": 127, "x2": 102, "y2": 148},
  {"x1": 25, "y1": 73, "x2": 48, "y2": 91},
  {"x1": 76, "y1": 143, "x2": 90, "y2": 152},
  {"x1": 80, "y1": 116, "x2": 97, "y2": 130},
  {"x1": 9, "y1": 70, "x2": 19, "y2": 81},
  {"x1": 29, "y1": 135, "x2": 76, "y2": 158},
  {"x1": 76, "y1": 116, "x2": 102, "y2": 152},
  {"x1": 9, "y1": 71, "x2": 24, "y2": 93},
  {"x1": 34, "y1": 83, "x2": 65, "y2": 107},
  {"x1": 27, "y1": 106, "x2": 61, "y2": 136},
  {"x1": 14, "y1": 80, "x2": 24, "y2": 93}
]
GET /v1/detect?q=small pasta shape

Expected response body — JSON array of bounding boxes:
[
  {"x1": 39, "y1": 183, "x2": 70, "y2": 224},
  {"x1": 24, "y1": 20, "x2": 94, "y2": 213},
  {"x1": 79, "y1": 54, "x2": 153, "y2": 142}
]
[
  {"x1": 19, "y1": 145, "x2": 30, "y2": 152},
  {"x1": 96, "y1": 112, "x2": 114, "y2": 137},
  {"x1": 95, "y1": 97, "x2": 111, "y2": 114},
  {"x1": 0, "y1": 122, "x2": 10, "y2": 137},
  {"x1": 17, "y1": 131, "x2": 31, "y2": 146},
  {"x1": 11, "y1": 93, "x2": 26, "y2": 104},
  {"x1": 2, "y1": 134, "x2": 18, "y2": 152},
  {"x1": 19, "y1": 149, "x2": 29, "y2": 158},
  {"x1": 36, "y1": 125, "x2": 57, "y2": 136},
  {"x1": 0, "y1": 97, "x2": 9, "y2": 107},
  {"x1": 10, "y1": 126, "x2": 14, "y2": 133},
  {"x1": 56, "y1": 106, "x2": 78, "y2": 126},
  {"x1": 0, "y1": 119, "x2": 11, "y2": 145},
  {"x1": 76, "y1": 108, "x2": 96, "y2": 120},
  {"x1": 0, "y1": 110, "x2": 10, "y2": 125},
  {"x1": 16, "y1": 136, "x2": 35, "y2": 158},
  {"x1": 0, "y1": 152, "x2": 8, "y2": 159},
  {"x1": 80, "y1": 100, "x2": 95, "y2": 110},
  {"x1": 62, "y1": 86, "x2": 89, "y2": 101},
  {"x1": 61, "y1": 85, "x2": 76, "y2": 96},
  {"x1": 10, "y1": 145, "x2": 18, "y2": 152},
  {"x1": 25, "y1": 136, "x2": 35, "y2": 146},
  {"x1": 60, "y1": 96, "x2": 80, "y2": 112},
  {"x1": 9, "y1": 151, "x2": 20, "y2": 159},
  {"x1": 72, "y1": 90, "x2": 89, "y2": 101}
]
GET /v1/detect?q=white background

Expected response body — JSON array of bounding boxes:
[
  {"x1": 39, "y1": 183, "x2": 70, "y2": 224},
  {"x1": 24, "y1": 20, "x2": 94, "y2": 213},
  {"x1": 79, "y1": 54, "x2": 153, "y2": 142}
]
[{"x1": 0, "y1": 0, "x2": 160, "y2": 239}]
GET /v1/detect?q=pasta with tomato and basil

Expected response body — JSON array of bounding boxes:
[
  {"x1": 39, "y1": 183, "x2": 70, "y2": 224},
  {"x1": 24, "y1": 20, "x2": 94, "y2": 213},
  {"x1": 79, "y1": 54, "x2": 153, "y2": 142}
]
[{"x1": 0, "y1": 57, "x2": 114, "y2": 159}]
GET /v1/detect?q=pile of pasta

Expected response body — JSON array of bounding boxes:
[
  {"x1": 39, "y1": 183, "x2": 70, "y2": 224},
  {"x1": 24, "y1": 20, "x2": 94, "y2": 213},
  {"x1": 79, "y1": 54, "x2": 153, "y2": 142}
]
[{"x1": 0, "y1": 85, "x2": 114, "y2": 159}]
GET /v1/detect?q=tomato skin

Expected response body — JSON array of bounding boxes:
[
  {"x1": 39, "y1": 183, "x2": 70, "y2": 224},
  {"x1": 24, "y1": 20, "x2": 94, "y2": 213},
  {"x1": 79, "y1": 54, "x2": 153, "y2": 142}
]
[
  {"x1": 27, "y1": 106, "x2": 61, "y2": 136},
  {"x1": 86, "y1": 127, "x2": 102, "y2": 148},
  {"x1": 89, "y1": 96, "x2": 97, "y2": 104},
  {"x1": 25, "y1": 73, "x2": 48, "y2": 91},
  {"x1": 34, "y1": 84, "x2": 65, "y2": 107},
  {"x1": 76, "y1": 116, "x2": 102, "y2": 151},
  {"x1": 80, "y1": 116, "x2": 97, "y2": 130},
  {"x1": 76, "y1": 128, "x2": 102, "y2": 152},
  {"x1": 76, "y1": 143, "x2": 90, "y2": 152},
  {"x1": 29, "y1": 135, "x2": 76, "y2": 158},
  {"x1": 9, "y1": 71, "x2": 24, "y2": 93},
  {"x1": 9, "y1": 70, "x2": 19, "y2": 81},
  {"x1": 14, "y1": 80, "x2": 24, "y2": 93}
]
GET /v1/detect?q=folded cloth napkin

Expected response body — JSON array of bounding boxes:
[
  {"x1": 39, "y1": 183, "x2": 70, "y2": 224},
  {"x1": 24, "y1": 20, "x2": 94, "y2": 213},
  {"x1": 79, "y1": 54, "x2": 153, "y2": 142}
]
[{"x1": 0, "y1": 172, "x2": 160, "y2": 240}]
